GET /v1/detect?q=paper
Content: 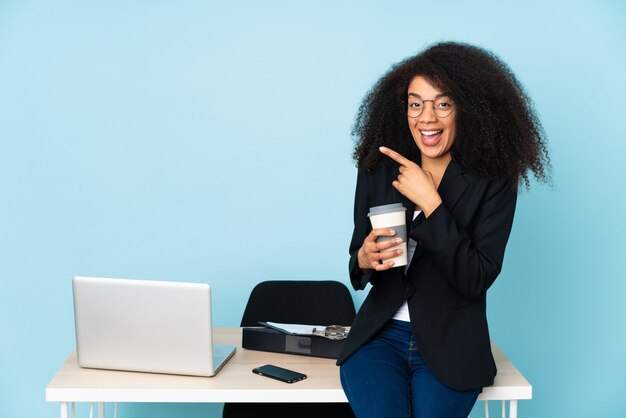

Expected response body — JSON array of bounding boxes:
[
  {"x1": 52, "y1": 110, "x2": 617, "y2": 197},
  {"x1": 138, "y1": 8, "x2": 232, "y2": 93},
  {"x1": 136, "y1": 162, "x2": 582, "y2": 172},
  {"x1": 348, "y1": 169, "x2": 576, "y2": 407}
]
[
  {"x1": 258, "y1": 321, "x2": 351, "y2": 340},
  {"x1": 260, "y1": 321, "x2": 326, "y2": 336}
]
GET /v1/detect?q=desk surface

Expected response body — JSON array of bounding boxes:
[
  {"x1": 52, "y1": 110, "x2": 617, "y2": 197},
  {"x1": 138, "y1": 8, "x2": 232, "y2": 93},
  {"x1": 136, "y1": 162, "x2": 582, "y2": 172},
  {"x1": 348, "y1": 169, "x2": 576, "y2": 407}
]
[{"x1": 46, "y1": 328, "x2": 531, "y2": 403}]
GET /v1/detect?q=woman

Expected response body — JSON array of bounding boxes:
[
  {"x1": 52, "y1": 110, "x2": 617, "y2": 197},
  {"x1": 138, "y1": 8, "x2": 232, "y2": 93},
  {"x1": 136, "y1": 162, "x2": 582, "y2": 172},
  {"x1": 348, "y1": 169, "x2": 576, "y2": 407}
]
[{"x1": 337, "y1": 42, "x2": 550, "y2": 418}]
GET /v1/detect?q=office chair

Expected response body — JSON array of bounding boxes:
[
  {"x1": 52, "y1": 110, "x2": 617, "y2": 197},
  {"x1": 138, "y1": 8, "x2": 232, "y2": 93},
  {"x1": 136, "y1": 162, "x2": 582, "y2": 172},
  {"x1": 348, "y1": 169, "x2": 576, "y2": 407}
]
[{"x1": 222, "y1": 280, "x2": 357, "y2": 418}]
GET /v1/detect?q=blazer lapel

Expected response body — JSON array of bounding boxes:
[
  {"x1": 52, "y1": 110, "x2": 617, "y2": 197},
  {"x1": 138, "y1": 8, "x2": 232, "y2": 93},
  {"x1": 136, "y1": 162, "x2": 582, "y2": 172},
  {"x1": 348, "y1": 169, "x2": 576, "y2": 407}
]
[
  {"x1": 437, "y1": 160, "x2": 469, "y2": 212},
  {"x1": 396, "y1": 159, "x2": 468, "y2": 220},
  {"x1": 405, "y1": 160, "x2": 468, "y2": 275}
]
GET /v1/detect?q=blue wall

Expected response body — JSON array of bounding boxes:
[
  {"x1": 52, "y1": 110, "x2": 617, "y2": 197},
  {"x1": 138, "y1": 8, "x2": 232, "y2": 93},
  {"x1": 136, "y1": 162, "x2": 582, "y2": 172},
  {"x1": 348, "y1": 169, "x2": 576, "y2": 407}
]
[{"x1": 1, "y1": 1, "x2": 625, "y2": 417}]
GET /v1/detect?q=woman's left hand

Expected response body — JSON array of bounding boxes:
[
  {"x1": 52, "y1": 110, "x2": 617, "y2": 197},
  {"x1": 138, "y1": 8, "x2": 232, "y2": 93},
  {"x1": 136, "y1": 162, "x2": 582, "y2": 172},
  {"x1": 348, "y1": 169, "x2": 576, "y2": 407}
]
[{"x1": 379, "y1": 146, "x2": 443, "y2": 217}]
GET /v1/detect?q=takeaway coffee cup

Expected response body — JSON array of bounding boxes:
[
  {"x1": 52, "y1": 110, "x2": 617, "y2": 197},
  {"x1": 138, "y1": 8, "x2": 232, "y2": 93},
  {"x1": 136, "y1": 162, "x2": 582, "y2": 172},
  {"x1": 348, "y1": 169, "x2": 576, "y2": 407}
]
[{"x1": 367, "y1": 203, "x2": 408, "y2": 267}]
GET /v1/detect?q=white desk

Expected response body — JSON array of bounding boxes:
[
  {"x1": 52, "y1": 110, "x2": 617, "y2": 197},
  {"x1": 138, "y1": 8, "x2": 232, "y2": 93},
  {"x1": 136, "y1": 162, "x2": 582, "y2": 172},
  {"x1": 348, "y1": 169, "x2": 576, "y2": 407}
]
[{"x1": 46, "y1": 328, "x2": 531, "y2": 418}]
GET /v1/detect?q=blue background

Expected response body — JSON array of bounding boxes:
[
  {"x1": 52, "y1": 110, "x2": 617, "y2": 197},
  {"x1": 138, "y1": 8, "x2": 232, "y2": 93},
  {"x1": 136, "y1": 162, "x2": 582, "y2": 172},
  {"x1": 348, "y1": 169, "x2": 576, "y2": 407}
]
[{"x1": 1, "y1": 1, "x2": 625, "y2": 417}]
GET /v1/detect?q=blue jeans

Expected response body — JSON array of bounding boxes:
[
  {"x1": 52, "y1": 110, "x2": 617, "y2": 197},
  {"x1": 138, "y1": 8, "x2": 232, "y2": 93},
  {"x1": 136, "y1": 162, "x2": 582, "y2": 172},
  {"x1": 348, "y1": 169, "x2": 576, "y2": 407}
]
[{"x1": 340, "y1": 320, "x2": 479, "y2": 418}]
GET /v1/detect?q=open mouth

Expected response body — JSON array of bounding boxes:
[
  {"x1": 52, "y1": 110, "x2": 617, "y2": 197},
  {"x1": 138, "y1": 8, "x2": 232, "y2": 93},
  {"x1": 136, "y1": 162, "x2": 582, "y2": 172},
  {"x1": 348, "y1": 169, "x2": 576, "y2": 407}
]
[{"x1": 420, "y1": 129, "x2": 443, "y2": 146}]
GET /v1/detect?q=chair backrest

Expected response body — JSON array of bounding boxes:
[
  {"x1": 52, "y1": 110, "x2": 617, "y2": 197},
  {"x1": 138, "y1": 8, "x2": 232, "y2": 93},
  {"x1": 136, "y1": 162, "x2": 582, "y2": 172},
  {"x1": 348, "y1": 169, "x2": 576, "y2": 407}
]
[{"x1": 240, "y1": 280, "x2": 356, "y2": 327}]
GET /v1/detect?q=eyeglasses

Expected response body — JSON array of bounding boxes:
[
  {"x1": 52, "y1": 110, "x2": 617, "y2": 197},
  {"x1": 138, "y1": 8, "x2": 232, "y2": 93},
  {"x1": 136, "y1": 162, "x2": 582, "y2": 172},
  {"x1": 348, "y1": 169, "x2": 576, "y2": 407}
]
[{"x1": 406, "y1": 96, "x2": 455, "y2": 118}]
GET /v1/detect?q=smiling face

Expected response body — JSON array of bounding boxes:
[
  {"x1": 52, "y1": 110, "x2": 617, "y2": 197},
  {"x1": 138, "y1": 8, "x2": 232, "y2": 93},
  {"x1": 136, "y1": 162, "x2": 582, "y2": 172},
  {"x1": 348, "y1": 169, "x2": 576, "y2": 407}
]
[{"x1": 406, "y1": 76, "x2": 457, "y2": 166}]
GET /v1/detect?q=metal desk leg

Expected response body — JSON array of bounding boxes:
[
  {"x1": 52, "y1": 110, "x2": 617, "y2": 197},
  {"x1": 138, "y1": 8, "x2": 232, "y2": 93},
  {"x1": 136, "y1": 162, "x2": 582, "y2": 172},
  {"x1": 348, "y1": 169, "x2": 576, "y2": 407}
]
[
  {"x1": 60, "y1": 402, "x2": 68, "y2": 418},
  {"x1": 509, "y1": 400, "x2": 517, "y2": 418},
  {"x1": 98, "y1": 402, "x2": 105, "y2": 418}
]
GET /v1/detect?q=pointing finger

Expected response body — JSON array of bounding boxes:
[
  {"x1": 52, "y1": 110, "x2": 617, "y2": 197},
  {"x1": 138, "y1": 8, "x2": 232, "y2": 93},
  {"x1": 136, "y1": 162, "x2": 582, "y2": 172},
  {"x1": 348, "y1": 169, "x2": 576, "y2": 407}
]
[{"x1": 379, "y1": 146, "x2": 413, "y2": 167}]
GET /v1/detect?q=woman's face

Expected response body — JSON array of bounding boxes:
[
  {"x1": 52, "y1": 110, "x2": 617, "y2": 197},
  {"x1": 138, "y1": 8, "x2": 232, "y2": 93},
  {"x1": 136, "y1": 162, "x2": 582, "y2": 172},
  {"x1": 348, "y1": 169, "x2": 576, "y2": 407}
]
[{"x1": 406, "y1": 76, "x2": 457, "y2": 164}]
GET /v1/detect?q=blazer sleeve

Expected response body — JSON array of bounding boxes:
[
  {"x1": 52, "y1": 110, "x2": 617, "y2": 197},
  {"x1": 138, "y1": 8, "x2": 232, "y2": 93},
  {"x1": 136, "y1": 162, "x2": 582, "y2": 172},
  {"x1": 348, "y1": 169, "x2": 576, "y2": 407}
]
[
  {"x1": 348, "y1": 168, "x2": 375, "y2": 291},
  {"x1": 409, "y1": 179, "x2": 517, "y2": 299}
]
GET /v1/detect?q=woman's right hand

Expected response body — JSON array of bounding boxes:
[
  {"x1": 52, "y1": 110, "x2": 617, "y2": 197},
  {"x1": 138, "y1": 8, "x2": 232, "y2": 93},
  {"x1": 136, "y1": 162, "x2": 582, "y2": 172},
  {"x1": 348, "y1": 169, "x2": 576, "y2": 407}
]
[{"x1": 357, "y1": 228, "x2": 404, "y2": 272}]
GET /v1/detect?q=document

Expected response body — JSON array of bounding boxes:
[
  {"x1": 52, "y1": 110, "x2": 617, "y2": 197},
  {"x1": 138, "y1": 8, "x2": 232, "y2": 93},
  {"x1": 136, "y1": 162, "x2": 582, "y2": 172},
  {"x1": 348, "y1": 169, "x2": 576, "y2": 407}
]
[
  {"x1": 258, "y1": 322, "x2": 350, "y2": 340},
  {"x1": 259, "y1": 321, "x2": 324, "y2": 335}
]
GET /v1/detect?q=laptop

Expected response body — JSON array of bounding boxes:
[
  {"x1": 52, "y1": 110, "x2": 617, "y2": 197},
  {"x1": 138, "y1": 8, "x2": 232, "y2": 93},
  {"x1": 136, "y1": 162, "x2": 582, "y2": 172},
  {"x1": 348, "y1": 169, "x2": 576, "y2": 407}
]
[{"x1": 72, "y1": 276, "x2": 236, "y2": 377}]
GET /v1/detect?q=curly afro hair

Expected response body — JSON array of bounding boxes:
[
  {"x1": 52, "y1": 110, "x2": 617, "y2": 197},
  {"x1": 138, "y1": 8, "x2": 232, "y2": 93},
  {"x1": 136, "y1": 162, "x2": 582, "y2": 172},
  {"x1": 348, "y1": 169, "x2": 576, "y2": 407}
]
[{"x1": 352, "y1": 41, "x2": 550, "y2": 190}]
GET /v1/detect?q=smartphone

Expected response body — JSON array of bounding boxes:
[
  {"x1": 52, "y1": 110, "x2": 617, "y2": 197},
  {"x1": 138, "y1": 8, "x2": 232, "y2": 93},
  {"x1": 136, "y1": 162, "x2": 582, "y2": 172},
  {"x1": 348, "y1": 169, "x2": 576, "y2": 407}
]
[{"x1": 252, "y1": 364, "x2": 307, "y2": 383}]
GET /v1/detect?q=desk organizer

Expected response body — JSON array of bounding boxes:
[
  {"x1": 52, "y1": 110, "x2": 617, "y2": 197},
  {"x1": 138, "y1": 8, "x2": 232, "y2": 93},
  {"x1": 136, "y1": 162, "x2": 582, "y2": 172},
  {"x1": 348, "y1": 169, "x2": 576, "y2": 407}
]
[{"x1": 242, "y1": 327, "x2": 345, "y2": 359}]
